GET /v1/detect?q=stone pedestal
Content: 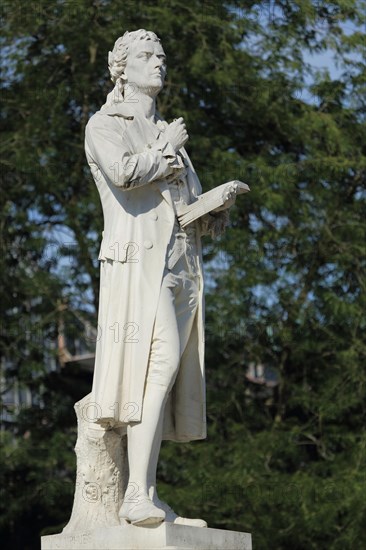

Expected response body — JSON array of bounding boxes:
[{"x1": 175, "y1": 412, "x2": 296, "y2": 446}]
[{"x1": 41, "y1": 523, "x2": 252, "y2": 550}]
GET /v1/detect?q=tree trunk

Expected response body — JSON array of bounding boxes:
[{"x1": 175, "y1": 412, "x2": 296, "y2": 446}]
[{"x1": 62, "y1": 393, "x2": 128, "y2": 533}]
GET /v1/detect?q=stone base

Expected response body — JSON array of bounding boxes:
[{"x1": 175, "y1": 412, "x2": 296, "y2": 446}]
[{"x1": 41, "y1": 523, "x2": 252, "y2": 549}]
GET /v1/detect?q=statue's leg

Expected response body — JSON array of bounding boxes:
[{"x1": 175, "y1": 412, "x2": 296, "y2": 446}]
[
  {"x1": 146, "y1": 261, "x2": 207, "y2": 528},
  {"x1": 147, "y1": 413, "x2": 164, "y2": 502},
  {"x1": 119, "y1": 382, "x2": 169, "y2": 525},
  {"x1": 119, "y1": 272, "x2": 180, "y2": 526},
  {"x1": 121, "y1": 264, "x2": 206, "y2": 527}
]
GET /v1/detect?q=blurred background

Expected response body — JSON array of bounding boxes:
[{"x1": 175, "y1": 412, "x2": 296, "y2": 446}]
[{"x1": 1, "y1": 1, "x2": 365, "y2": 548}]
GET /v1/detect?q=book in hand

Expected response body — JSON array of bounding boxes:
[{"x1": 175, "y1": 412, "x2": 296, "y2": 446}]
[{"x1": 177, "y1": 180, "x2": 250, "y2": 228}]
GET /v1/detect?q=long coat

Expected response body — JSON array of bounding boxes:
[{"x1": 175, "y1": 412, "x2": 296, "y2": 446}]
[{"x1": 85, "y1": 102, "x2": 206, "y2": 442}]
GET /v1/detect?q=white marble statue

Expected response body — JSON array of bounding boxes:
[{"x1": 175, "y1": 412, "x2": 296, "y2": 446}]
[{"x1": 83, "y1": 29, "x2": 232, "y2": 528}]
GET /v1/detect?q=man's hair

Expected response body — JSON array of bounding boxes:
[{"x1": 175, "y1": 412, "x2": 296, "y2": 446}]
[{"x1": 108, "y1": 29, "x2": 161, "y2": 85}]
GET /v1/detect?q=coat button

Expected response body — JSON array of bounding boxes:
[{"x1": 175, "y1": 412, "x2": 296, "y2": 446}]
[
  {"x1": 150, "y1": 210, "x2": 158, "y2": 221},
  {"x1": 143, "y1": 240, "x2": 153, "y2": 249}
]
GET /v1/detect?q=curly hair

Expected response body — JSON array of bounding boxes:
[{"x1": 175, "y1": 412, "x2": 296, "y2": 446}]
[{"x1": 106, "y1": 29, "x2": 161, "y2": 104}]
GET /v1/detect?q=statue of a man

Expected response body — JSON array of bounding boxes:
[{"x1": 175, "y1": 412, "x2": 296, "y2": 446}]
[{"x1": 85, "y1": 29, "x2": 228, "y2": 528}]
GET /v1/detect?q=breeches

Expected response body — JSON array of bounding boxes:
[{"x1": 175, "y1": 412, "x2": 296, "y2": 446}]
[{"x1": 146, "y1": 255, "x2": 199, "y2": 392}]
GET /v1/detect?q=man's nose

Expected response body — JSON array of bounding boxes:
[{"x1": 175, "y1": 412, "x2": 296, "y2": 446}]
[{"x1": 154, "y1": 55, "x2": 164, "y2": 68}]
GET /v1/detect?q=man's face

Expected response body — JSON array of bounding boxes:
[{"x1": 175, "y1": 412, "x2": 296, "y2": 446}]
[{"x1": 123, "y1": 39, "x2": 167, "y2": 96}]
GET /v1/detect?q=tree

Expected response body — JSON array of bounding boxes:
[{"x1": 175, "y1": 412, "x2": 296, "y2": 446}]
[{"x1": 1, "y1": 1, "x2": 365, "y2": 548}]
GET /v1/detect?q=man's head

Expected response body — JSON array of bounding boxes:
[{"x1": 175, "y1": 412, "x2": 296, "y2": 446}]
[{"x1": 108, "y1": 30, "x2": 166, "y2": 97}]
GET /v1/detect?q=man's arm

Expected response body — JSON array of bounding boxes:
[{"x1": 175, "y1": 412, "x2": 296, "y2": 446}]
[{"x1": 85, "y1": 115, "x2": 181, "y2": 190}]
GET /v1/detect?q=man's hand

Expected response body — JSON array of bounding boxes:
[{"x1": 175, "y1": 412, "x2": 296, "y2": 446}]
[
  {"x1": 213, "y1": 183, "x2": 237, "y2": 212},
  {"x1": 164, "y1": 117, "x2": 189, "y2": 152}
]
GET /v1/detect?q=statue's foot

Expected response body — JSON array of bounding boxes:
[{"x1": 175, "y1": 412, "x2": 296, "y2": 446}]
[
  {"x1": 173, "y1": 516, "x2": 208, "y2": 528},
  {"x1": 119, "y1": 495, "x2": 165, "y2": 526},
  {"x1": 153, "y1": 497, "x2": 207, "y2": 528}
]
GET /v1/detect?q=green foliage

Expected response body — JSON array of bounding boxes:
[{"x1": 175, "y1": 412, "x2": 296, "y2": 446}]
[{"x1": 1, "y1": 1, "x2": 365, "y2": 548}]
